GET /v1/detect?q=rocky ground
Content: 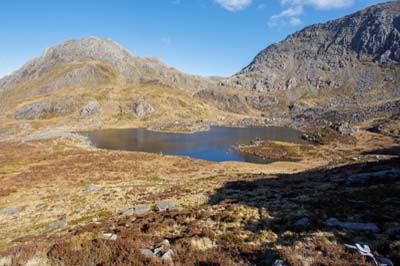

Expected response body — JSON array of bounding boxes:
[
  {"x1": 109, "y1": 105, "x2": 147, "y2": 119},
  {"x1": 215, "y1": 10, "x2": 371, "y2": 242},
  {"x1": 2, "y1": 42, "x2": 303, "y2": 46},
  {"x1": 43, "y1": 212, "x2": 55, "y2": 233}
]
[{"x1": 0, "y1": 115, "x2": 399, "y2": 266}]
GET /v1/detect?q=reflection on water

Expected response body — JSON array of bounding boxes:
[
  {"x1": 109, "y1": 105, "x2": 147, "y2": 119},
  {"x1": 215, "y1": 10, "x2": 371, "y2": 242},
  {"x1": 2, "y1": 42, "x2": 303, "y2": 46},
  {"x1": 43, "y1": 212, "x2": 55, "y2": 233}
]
[{"x1": 81, "y1": 126, "x2": 305, "y2": 164}]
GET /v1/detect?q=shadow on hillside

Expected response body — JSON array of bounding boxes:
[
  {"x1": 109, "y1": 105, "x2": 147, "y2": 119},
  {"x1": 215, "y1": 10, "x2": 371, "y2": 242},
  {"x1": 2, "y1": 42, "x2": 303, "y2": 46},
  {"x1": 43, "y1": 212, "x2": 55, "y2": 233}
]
[
  {"x1": 208, "y1": 156, "x2": 400, "y2": 264},
  {"x1": 362, "y1": 145, "x2": 400, "y2": 156}
]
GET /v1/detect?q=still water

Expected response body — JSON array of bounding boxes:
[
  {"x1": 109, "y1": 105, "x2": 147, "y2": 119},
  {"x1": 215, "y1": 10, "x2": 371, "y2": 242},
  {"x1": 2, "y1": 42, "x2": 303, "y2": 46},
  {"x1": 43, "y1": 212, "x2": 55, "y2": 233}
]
[{"x1": 81, "y1": 126, "x2": 305, "y2": 164}]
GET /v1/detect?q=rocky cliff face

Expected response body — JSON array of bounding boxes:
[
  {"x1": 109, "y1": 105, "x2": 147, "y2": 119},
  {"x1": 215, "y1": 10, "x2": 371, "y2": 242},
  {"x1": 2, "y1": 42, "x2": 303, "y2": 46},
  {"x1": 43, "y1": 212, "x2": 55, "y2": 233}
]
[{"x1": 222, "y1": 1, "x2": 399, "y2": 102}]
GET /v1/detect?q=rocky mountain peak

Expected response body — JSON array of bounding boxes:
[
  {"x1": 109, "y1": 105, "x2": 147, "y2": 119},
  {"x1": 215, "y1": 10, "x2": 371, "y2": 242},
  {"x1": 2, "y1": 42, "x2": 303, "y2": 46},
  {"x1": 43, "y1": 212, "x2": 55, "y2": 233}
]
[
  {"x1": 225, "y1": 1, "x2": 400, "y2": 95},
  {"x1": 0, "y1": 36, "x2": 216, "y2": 96},
  {"x1": 41, "y1": 36, "x2": 135, "y2": 64},
  {"x1": 0, "y1": 36, "x2": 138, "y2": 93}
]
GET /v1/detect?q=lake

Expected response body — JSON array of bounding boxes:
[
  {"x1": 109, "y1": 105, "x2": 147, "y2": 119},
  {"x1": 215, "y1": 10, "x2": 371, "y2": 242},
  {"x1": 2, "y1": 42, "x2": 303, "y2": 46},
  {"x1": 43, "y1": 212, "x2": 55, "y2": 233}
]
[{"x1": 81, "y1": 126, "x2": 305, "y2": 164}]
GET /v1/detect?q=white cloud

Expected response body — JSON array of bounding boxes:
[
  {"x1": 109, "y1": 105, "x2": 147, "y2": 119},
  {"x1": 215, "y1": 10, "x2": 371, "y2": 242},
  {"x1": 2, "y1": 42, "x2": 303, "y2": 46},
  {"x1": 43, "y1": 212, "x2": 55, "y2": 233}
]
[
  {"x1": 270, "y1": 5, "x2": 303, "y2": 20},
  {"x1": 289, "y1": 17, "x2": 302, "y2": 25},
  {"x1": 215, "y1": 0, "x2": 252, "y2": 12},
  {"x1": 270, "y1": 0, "x2": 354, "y2": 27},
  {"x1": 281, "y1": 0, "x2": 354, "y2": 10},
  {"x1": 269, "y1": 5, "x2": 303, "y2": 27}
]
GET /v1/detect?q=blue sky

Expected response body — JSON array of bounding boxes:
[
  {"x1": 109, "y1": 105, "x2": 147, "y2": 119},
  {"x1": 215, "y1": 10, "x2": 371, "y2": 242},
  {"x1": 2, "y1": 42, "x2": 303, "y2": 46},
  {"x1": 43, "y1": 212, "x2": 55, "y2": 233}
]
[{"x1": 0, "y1": 0, "x2": 390, "y2": 78}]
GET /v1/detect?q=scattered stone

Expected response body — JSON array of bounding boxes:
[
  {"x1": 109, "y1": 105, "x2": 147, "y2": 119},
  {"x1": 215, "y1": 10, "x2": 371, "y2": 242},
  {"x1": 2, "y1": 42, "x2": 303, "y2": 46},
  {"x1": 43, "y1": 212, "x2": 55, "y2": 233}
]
[
  {"x1": 84, "y1": 184, "x2": 101, "y2": 192},
  {"x1": 301, "y1": 133, "x2": 320, "y2": 144},
  {"x1": 134, "y1": 204, "x2": 151, "y2": 214},
  {"x1": 140, "y1": 249, "x2": 155, "y2": 258},
  {"x1": 0, "y1": 206, "x2": 23, "y2": 215},
  {"x1": 161, "y1": 249, "x2": 174, "y2": 261},
  {"x1": 121, "y1": 208, "x2": 135, "y2": 216},
  {"x1": 153, "y1": 247, "x2": 164, "y2": 256},
  {"x1": 331, "y1": 122, "x2": 354, "y2": 135},
  {"x1": 161, "y1": 239, "x2": 171, "y2": 249},
  {"x1": 153, "y1": 239, "x2": 171, "y2": 256},
  {"x1": 190, "y1": 237, "x2": 214, "y2": 250},
  {"x1": 45, "y1": 219, "x2": 68, "y2": 232},
  {"x1": 103, "y1": 233, "x2": 118, "y2": 241},
  {"x1": 80, "y1": 100, "x2": 100, "y2": 117},
  {"x1": 156, "y1": 201, "x2": 182, "y2": 212},
  {"x1": 140, "y1": 239, "x2": 173, "y2": 261},
  {"x1": 324, "y1": 218, "x2": 380, "y2": 233},
  {"x1": 272, "y1": 259, "x2": 288, "y2": 266},
  {"x1": 122, "y1": 204, "x2": 151, "y2": 216},
  {"x1": 293, "y1": 217, "x2": 311, "y2": 228}
]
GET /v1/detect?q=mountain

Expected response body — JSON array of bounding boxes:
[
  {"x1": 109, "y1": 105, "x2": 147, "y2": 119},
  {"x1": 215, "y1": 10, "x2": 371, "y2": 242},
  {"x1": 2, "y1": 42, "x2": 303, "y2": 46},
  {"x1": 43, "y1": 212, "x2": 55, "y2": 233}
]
[
  {"x1": 0, "y1": 2, "x2": 399, "y2": 138},
  {"x1": 216, "y1": 1, "x2": 400, "y2": 116},
  {"x1": 0, "y1": 37, "x2": 238, "y2": 136},
  {"x1": 0, "y1": 36, "x2": 215, "y2": 95}
]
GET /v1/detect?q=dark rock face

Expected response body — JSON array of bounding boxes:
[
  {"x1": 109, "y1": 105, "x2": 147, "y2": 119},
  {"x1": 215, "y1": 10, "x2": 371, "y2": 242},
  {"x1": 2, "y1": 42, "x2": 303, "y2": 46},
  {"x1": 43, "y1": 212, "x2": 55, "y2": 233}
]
[
  {"x1": 195, "y1": 89, "x2": 249, "y2": 114},
  {"x1": 225, "y1": 2, "x2": 400, "y2": 99},
  {"x1": 30, "y1": 65, "x2": 111, "y2": 97},
  {"x1": 291, "y1": 99, "x2": 400, "y2": 127},
  {"x1": 245, "y1": 95, "x2": 279, "y2": 112},
  {"x1": 13, "y1": 94, "x2": 80, "y2": 120}
]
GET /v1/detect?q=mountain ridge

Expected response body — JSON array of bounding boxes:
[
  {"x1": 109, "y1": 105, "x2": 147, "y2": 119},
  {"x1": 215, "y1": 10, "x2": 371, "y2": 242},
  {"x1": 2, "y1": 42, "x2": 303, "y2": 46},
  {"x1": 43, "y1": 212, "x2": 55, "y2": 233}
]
[
  {"x1": 0, "y1": 1, "x2": 399, "y2": 138},
  {"x1": 0, "y1": 36, "x2": 216, "y2": 95}
]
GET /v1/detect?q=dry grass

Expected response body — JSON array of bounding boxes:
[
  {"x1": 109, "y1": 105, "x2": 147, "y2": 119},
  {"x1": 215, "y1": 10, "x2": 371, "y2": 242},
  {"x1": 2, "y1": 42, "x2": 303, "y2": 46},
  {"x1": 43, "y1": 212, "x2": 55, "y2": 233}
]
[{"x1": 0, "y1": 123, "x2": 399, "y2": 265}]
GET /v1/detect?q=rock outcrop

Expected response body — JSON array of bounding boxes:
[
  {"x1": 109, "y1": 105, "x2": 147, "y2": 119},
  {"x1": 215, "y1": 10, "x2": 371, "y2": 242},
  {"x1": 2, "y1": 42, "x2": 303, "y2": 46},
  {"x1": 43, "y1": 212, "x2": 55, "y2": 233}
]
[
  {"x1": 132, "y1": 101, "x2": 155, "y2": 118},
  {"x1": 13, "y1": 94, "x2": 80, "y2": 120},
  {"x1": 80, "y1": 100, "x2": 101, "y2": 117},
  {"x1": 195, "y1": 89, "x2": 249, "y2": 114}
]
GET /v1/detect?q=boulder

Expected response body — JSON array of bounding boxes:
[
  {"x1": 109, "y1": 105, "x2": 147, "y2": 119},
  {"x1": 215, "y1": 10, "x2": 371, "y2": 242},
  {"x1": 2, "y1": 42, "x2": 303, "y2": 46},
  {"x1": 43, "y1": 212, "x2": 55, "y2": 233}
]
[
  {"x1": 0, "y1": 206, "x2": 23, "y2": 215},
  {"x1": 132, "y1": 101, "x2": 154, "y2": 118},
  {"x1": 45, "y1": 219, "x2": 68, "y2": 232},
  {"x1": 293, "y1": 217, "x2": 311, "y2": 228},
  {"x1": 161, "y1": 249, "x2": 174, "y2": 261},
  {"x1": 80, "y1": 100, "x2": 100, "y2": 117},
  {"x1": 134, "y1": 204, "x2": 151, "y2": 214},
  {"x1": 272, "y1": 259, "x2": 288, "y2": 266},
  {"x1": 139, "y1": 249, "x2": 155, "y2": 258},
  {"x1": 121, "y1": 208, "x2": 134, "y2": 216},
  {"x1": 84, "y1": 184, "x2": 101, "y2": 192},
  {"x1": 324, "y1": 218, "x2": 380, "y2": 233},
  {"x1": 156, "y1": 201, "x2": 181, "y2": 212},
  {"x1": 103, "y1": 233, "x2": 118, "y2": 241},
  {"x1": 122, "y1": 204, "x2": 151, "y2": 216}
]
